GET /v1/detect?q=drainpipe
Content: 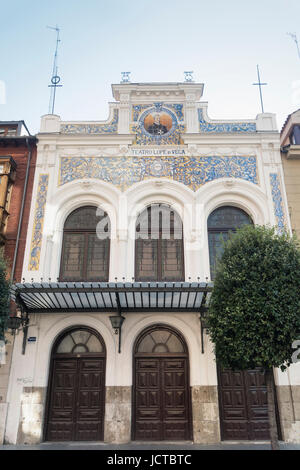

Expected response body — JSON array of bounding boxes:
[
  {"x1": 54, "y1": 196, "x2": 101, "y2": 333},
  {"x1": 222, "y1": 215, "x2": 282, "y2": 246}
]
[{"x1": 10, "y1": 137, "x2": 33, "y2": 281}]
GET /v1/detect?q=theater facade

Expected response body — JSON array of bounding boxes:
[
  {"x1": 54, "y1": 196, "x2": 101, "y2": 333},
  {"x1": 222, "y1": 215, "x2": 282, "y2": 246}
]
[{"x1": 4, "y1": 81, "x2": 300, "y2": 444}]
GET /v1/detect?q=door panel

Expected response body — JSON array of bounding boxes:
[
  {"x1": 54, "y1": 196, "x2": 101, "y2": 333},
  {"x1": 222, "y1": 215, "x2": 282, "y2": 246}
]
[
  {"x1": 134, "y1": 356, "x2": 191, "y2": 441},
  {"x1": 218, "y1": 367, "x2": 270, "y2": 440},
  {"x1": 46, "y1": 357, "x2": 105, "y2": 441}
]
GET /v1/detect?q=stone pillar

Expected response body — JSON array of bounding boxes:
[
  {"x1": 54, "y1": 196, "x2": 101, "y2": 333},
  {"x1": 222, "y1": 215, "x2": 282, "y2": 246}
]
[
  {"x1": 104, "y1": 386, "x2": 131, "y2": 443},
  {"x1": 191, "y1": 385, "x2": 220, "y2": 443},
  {"x1": 0, "y1": 336, "x2": 13, "y2": 444},
  {"x1": 277, "y1": 385, "x2": 300, "y2": 442},
  {"x1": 17, "y1": 386, "x2": 46, "y2": 444}
]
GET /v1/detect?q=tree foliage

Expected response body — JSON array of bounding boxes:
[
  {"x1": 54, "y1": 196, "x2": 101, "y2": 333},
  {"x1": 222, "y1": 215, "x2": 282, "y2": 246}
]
[
  {"x1": 207, "y1": 225, "x2": 300, "y2": 371},
  {"x1": 0, "y1": 249, "x2": 10, "y2": 341}
]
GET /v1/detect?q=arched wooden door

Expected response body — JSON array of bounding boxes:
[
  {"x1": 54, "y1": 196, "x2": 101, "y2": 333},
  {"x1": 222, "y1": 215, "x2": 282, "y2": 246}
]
[
  {"x1": 45, "y1": 327, "x2": 106, "y2": 441},
  {"x1": 133, "y1": 325, "x2": 192, "y2": 441}
]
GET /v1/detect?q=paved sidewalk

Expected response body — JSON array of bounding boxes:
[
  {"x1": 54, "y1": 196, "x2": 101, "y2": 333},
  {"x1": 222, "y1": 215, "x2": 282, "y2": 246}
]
[{"x1": 1, "y1": 441, "x2": 300, "y2": 450}]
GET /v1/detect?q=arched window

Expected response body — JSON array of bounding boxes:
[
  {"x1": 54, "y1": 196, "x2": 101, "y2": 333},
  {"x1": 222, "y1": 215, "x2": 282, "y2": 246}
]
[
  {"x1": 135, "y1": 204, "x2": 184, "y2": 281},
  {"x1": 208, "y1": 206, "x2": 252, "y2": 279},
  {"x1": 60, "y1": 206, "x2": 110, "y2": 281},
  {"x1": 54, "y1": 328, "x2": 105, "y2": 355}
]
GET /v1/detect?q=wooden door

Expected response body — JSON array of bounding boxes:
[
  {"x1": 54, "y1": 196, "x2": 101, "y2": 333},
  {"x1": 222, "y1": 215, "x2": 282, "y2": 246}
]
[
  {"x1": 133, "y1": 326, "x2": 191, "y2": 441},
  {"x1": 45, "y1": 328, "x2": 106, "y2": 442},
  {"x1": 218, "y1": 367, "x2": 270, "y2": 440}
]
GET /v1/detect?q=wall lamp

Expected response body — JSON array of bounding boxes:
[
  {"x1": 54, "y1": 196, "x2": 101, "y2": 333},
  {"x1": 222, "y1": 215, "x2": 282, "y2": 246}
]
[{"x1": 109, "y1": 315, "x2": 125, "y2": 353}]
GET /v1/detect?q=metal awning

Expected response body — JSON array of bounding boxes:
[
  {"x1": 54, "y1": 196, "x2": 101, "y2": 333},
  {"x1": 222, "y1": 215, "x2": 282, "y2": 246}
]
[{"x1": 12, "y1": 281, "x2": 213, "y2": 314}]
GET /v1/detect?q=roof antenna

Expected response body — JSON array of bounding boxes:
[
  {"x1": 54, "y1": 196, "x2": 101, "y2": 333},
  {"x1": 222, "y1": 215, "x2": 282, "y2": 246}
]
[
  {"x1": 287, "y1": 32, "x2": 300, "y2": 59},
  {"x1": 252, "y1": 64, "x2": 267, "y2": 113},
  {"x1": 47, "y1": 25, "x2": 62, "y2": 114}
]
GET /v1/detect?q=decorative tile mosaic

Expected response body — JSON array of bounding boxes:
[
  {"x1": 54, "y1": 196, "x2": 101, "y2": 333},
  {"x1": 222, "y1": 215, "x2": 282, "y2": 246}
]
[
  {"x1": 131, "y1": 104, "x2": 184, "y2": 145},
  {"x1": 270, "y1": 173, "x2": 285, "y2": 233},
  {"x1": 132, "y1": 103, "x2": 184, "y2": 122},
  {"x1": 60, "y1": 109, "x2": 119, "y2": 134},
  {"x1": 198, "y1": 109, "x2": 257, "y2": 133},
  {"x1": 28, "y1": 174, "x2": 49, "y2": 271},
  {"x1": 59, "y1": 155, "x2": 258, "y2": 192}
]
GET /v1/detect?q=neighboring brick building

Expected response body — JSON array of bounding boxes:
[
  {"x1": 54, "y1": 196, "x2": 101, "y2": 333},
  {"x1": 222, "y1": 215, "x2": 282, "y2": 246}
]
[
  {"x1": 281, "y1": 109, "x2": 300, "y2": 239},
  {"x1": 0, "y1": 121, "x2": 37, "y2": 444}
]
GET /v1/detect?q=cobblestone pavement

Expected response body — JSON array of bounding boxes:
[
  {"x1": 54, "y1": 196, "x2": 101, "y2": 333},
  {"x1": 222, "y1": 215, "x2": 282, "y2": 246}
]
[{"x1": 1, "y1": 441, "x2": 300, "y2": 450}]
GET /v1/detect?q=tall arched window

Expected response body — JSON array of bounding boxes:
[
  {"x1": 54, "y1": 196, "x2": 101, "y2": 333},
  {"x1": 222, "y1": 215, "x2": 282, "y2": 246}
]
[
  {"x1": 60, "y1": 206, "x2": 110, "y2": 281},
  {"x1": 208, "y1": 206, "x2": 252, "y2": 279},
  {"x1": 135, "y1": 204, "x2": 184, "y2": 281}
]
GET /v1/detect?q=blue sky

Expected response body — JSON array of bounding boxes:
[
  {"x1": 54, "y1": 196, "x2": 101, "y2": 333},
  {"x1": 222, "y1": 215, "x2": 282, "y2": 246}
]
[{"x1": 1, "y1": 0, "x2": 300, "y2": 133}]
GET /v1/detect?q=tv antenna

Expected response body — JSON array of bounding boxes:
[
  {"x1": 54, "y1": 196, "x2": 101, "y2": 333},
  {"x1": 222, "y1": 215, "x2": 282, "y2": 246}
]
[
  {"x1": 47, "y1": 25, "x2": 62, "y2": 114},
  {"x1": 252, "y1": 64, "x2": 267, "y2": 113},
  {"x1": 287, "y1": 32, "x2": 300, "y2": 59}
]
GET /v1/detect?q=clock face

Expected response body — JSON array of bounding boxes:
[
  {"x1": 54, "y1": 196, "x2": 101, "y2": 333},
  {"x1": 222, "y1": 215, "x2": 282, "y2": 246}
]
[{"x1": 144, "y1": 112, "x2": 173, "y2": 136}]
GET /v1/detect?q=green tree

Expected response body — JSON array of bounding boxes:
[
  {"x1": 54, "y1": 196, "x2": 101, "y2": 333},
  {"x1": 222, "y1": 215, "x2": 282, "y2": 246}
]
[
  {"x1": 0, "y1": 249, "x2": 10, "y2": 341},
  {"x1": 207, "y1": 225, "x2": 300, "y2": 450}
]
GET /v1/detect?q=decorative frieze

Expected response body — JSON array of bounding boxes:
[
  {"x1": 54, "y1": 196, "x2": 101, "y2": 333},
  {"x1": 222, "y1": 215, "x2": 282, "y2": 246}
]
[
  {"x1": 270, "y1": 173, "x2": 285, "y2": 233},
  {"x1": 59, "y1": 155, "x2": 258, "y2": 192},
  {"x1": 198, "y1": 109, "x2": 257, "y2": 133},
  {"x1": 28, "y1": 174, "x2": 49, "y2": 271},
  {"x1": 60, "y1": 109, "x2": 119, "y2": 134}
]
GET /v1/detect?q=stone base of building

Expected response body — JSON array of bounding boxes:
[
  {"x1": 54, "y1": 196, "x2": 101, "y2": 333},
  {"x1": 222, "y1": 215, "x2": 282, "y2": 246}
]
[
  {"x1": 17, "y1": 387, "x2": 46, "y2": 445},
  {"x1": 104, "y1": 386, "x2": 131, "y2": 443},
  {"x1": 0, "y1": 403, "x2": 8, "y2": 444},
  {"x1": 191, "y1": 385, "x2": 220, "y2": 444},
  {"x1": 8, "y1": 383, "x2": 300, "y2": 445},
  {"x1": 277, "y1": 385, "x2": 300, "y2": 443}
]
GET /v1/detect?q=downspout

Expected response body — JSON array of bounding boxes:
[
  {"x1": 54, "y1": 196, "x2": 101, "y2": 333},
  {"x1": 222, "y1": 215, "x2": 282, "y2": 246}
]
[{"x1": 10, "y1": 136, "x2": 33, "y2": 281}]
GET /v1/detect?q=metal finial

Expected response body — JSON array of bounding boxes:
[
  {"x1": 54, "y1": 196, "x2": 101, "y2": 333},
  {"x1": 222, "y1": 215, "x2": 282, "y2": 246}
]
[
  {"x1": 121, "y1": 72, "x2": 131, "y2": 83},
  {"x1": 184, "y1": 71, "x2": 194, "y2": 82}
]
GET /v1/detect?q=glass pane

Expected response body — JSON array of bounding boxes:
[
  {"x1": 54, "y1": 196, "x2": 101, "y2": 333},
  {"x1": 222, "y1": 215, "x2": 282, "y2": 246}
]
[
  {"x1": 208, "y1": 231, "x2": 230, "y2": 279},
  {"x1": 153, "y1": 344, "x2": 168, "y2": 353},
  {"x1": 161, "y1": 239, "x2": 184, "y2": 281},
  {"x1": 71, "y1": 330, "x2": 90, "y2": 345},
  {"x1": 73, "y1": 344, "x2": 88, "y2": 353},
  {"x1": 166, "y1": 334, "x2": 184, "y2": 352},
  {"x1": 136, "y1": 204, "x2": 182, "y2": 239},
  {"x1": 61, "y1": 233, "x2": 85, "y2": 280},
  {"x1": 207, "y1": 206, "x2": 252, "y2": 229},
  {"x1": 208, "y1": 206, "x2": 252, "y2": 279},
  {"x1": 135, "y1": 238, "x2": 158, "y2": 281},
  {"x1": 86, "y1": 334, "x2": 103, "y2": 352},
  {"x1": 137, "y1": 330, "x2": 184, "y2": 353},
  {"x1": 56, "y1": 334, "x2": 75, "y2": 353},
  {"x1": 86, "y1": 235, "x2": 109, "y2": 281},
  {"x1": 65, "y1": 206, "x2": 108, "y2": 230},
  {"x1": 138, "y1": 334, "x2": 156, "y2": 353},
  {"x1": 151, "y1": 330, "x2": 170, "y2": 344}
]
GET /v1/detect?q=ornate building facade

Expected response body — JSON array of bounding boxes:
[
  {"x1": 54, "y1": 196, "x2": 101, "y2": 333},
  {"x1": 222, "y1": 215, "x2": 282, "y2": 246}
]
[{"x1": 3, "y1": 82, "x2": 300, "y2": 444}]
